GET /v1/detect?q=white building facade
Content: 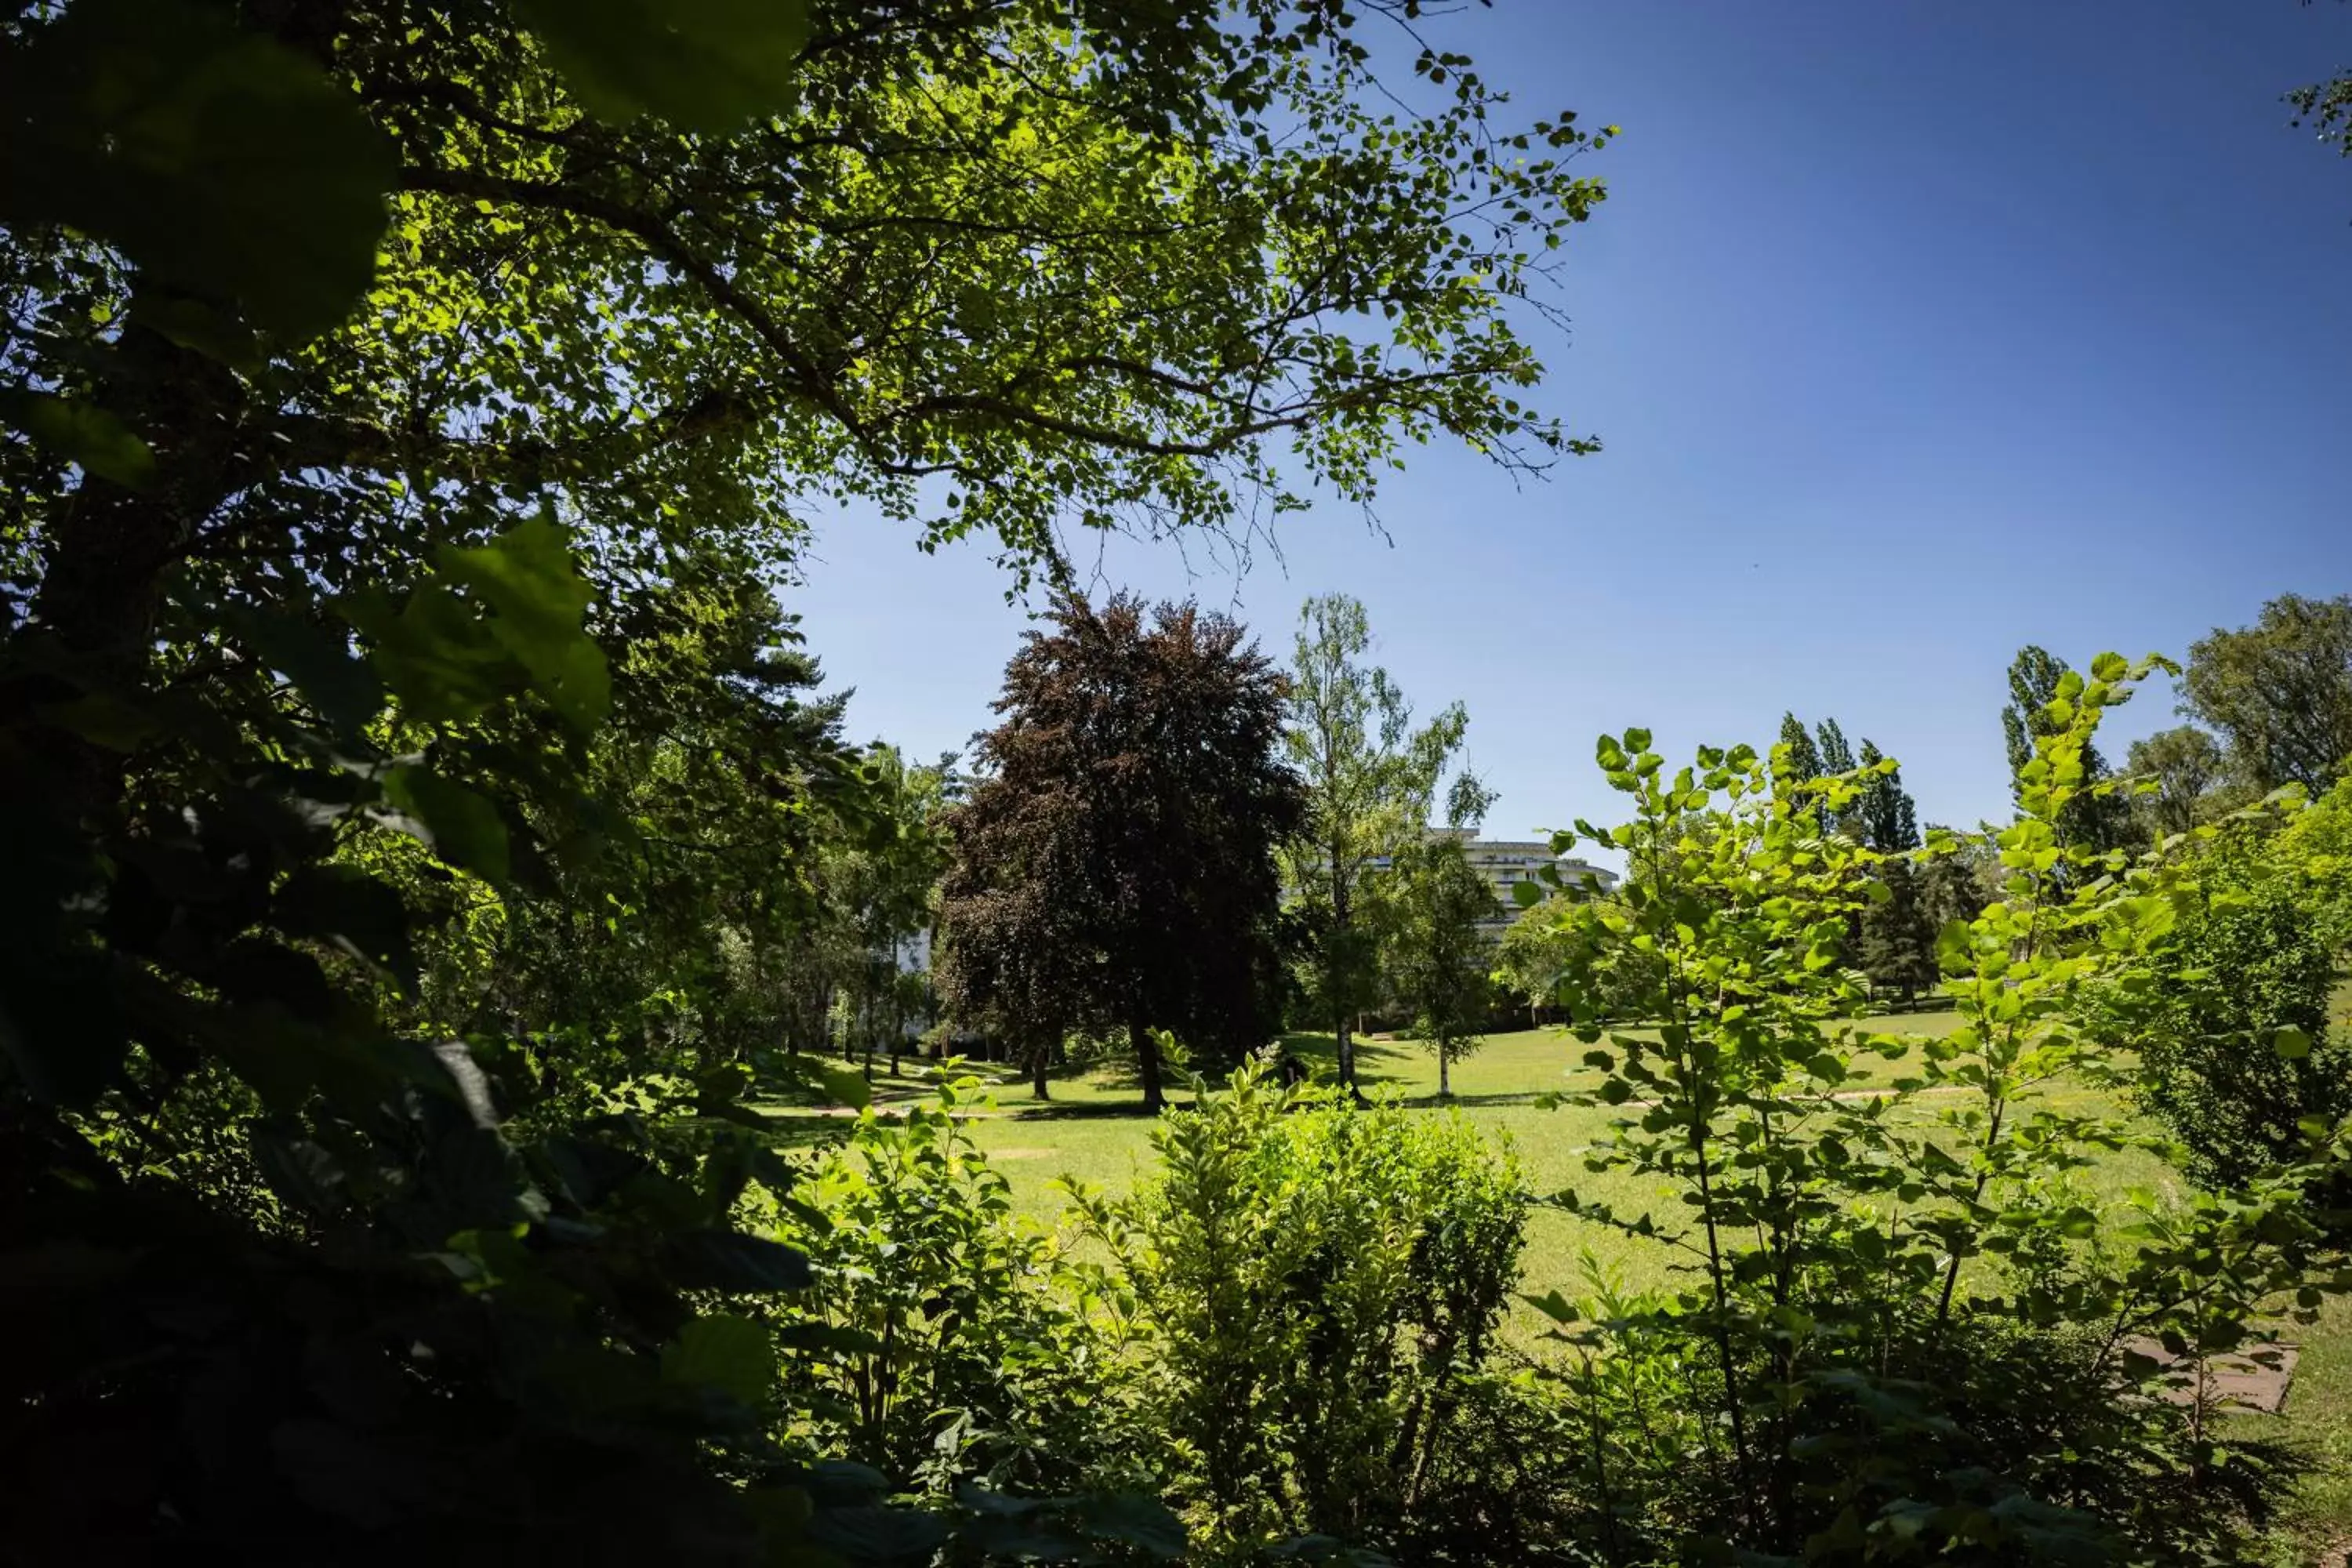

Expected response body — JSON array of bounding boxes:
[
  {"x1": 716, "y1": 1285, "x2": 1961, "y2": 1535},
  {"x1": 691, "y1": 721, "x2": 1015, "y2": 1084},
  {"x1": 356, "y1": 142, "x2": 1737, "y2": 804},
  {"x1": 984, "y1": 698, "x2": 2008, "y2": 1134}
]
[{"x1": 1432, "y1": 830, "x2": 1619, "y2": 934}]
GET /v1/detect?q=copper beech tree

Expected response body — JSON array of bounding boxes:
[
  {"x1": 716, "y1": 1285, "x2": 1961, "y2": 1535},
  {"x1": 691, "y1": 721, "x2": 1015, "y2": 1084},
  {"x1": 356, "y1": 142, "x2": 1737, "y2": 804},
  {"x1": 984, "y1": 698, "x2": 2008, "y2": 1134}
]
[{"x1": 941, "y1": 594, "x2": 1302, "y2": 1110}]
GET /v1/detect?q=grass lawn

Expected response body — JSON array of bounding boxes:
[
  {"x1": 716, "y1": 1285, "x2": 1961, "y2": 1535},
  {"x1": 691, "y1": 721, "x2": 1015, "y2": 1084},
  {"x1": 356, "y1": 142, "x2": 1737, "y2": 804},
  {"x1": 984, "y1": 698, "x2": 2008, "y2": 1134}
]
[{"x1": 854, "y1": 1012, "x2": 2348, "y2": 1564}]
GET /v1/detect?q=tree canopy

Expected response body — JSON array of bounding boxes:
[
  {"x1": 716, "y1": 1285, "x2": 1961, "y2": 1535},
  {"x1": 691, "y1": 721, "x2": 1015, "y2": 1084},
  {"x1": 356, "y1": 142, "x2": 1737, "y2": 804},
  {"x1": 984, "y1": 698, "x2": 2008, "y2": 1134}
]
[
  {"x1": 1280, "y1": 592, "x2": 1472, "y2": 1090},
  {"x1": 2180, "y1": 593, "x2": 2352, "y2": 794},
  {"x1": 940, "y1": 593, "x2": 1302, "y2": 1110},
  {"x1": 0, "y1": 1, "x2": 1609, "y2": 1555}
]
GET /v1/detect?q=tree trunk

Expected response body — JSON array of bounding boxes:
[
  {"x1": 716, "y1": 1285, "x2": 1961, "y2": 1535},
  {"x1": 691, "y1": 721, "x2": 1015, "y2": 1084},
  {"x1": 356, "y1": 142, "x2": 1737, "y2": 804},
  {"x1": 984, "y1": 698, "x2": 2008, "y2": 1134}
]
[
  {"x1": 1131, "y1": 1018, "x2": 1165, "y2": 1112},
  {"x1": 1030, "y1": 1037, "x2": 1050, "y2": 1100},
  {"x1": 1438, "y1": 1047, "x2": 1450, "y2": 1099},
  {"x1": 13, "y1": 329, "x2": 244, "y2": 833},
  {"x1": 1330, "y1": 860, "x2": 1356, "y2": 1091}
]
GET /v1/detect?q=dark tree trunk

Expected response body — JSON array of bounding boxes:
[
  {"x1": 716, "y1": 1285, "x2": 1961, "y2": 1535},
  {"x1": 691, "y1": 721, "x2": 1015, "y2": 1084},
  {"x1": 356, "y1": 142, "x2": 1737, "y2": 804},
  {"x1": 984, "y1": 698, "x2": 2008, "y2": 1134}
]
[
  {"x1": 1131, "y1": 1017, "x2": 1164, "y2": 1112},
  {"x1": 1029, "y1": 1037, "x2": 1050, "y2": 1100},
  {"x1": 12, "y1": 330, "x2": 245, "y2": 835}
]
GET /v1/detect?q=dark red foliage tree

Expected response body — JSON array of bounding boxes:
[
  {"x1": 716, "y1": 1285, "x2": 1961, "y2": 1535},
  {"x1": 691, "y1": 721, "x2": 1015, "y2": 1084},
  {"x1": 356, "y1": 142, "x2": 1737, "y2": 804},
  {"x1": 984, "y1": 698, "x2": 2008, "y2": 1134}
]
[{"x1": 941, "y1": 593, "x2": 1303, "y2": 1111}]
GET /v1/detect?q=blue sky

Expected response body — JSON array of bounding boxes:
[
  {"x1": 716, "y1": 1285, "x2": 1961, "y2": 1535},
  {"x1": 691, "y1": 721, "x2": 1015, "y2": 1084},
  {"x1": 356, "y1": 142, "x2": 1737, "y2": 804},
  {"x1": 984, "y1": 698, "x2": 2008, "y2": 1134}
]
[{"x1": 789, "y1": 0, "x2": 2352, "y2": 851}]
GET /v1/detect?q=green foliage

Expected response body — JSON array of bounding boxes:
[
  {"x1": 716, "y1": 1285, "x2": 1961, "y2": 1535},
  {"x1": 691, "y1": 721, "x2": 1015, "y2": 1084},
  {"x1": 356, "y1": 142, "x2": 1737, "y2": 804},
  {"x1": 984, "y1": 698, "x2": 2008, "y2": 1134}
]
[
  {"x1": 1, "y1": 0, "x2": 396, "y2": 343},
  {"x1": 1494, "y1": 901, "x2": 1573, "y2": 1026},
  {"x1": 1521, "y1": 660, "x2": 2351, "y2": 1563},
  {"x1": 754, "y1": 1076, "x2": 1158, "y2": 1501},
  {"x1": 1382, "y1": 832, "x2": 1499, "y2": 1096},
  {"x1": 2126, "y1": 724, "x2": 2234, "y2": 838},
  {"x1": 512, "y1": 0, "x2": 811, "y2": 132},
  {"x1": 2180, "y1": 593, "x2": 2352, "y2": 793},
  {"x1": 1282, "y1": 593, "x2": 1476, "y2": 1092},
  {"x1": 1072, "y1": 1069, "x2": 1529, "y2": 1561},
  {"x1": 1775, "y1": 711, "x2": 1826, "y2": 795},
  {"x1": 2288, "y1": 57, "x2": 2352, "y2": 167},
  {"x1": 941, "y1": 593, "x2": 1303, "y2": 1110},
  {"x1": 2274, "y1": 771, "x2": 2352, "y2": 946},
  {"x1": 2125, "y1": 821, "x2": 2352, "y2": 1204},
  {"x1": 2002, "y1": 645, "x2": 2136, "y2": 852},
  {"x1": 1859, "y1": 855, "x2": 1938, "y2": 1002},
  {"x1": 2, "y1": 0, "x2": 1613, "y2": 1555}
]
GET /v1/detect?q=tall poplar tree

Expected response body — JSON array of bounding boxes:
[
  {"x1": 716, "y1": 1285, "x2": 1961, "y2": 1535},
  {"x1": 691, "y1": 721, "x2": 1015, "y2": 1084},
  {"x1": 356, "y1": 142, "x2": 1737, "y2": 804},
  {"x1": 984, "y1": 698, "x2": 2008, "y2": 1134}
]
[
  {"x1": 1815, "y1": 717, "x2": 1857, "y2": 777},
  {"x1": 2002, "y1": 646, "x2": 2133, "y2": 852}
]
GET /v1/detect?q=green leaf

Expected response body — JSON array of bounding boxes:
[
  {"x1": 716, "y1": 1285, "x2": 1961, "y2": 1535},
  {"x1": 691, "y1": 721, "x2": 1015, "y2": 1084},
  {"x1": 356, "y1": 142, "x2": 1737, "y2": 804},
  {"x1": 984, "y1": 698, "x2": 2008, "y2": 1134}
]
[
  {"x1": 1512, "y1": 878, "x2": 1541, "y2": 908},
  {"x1": 661, "y1": 1312, "x2": 774, "y2": 1408},
  {"x1": 383, "y1": 767, "x2": 511, "y2": 885},
  {"x1": 0, "y1": 952, "x2": 128, "y2": 1108},
  {"x1": 513, "y1": 0, "x2": 811, "y2": 132},
  {"x1": 34, "y1": 691, "x2": 160, "y2": 752},
  {"x1": 2274, "y1": 1026, "x2": 2312, "y2": 1061},
  {"x1": 270, "y1": 866, "x2": 418, "y2": 992},
  {"x1": 1065, "y1": 1493, "x2": 1189, "y2": 1559},
  {"x1": 817, "y1": 1065, "x2": 872, "y2": 1110},
  {"x1": 343, "y1": 584, "x2": 512, "y2": 725},
  {"x1": 805, "y1": 1505, "x2": 951, "y2": 1565},
  {"x1": 662, "y1": 1229, "x2": 812, "y2": 1292},
  {"x1": 0, "y1": 0, "x2": 395, "y2": 343},
  {"x1": 2090, "y1": 652, "x2": 2129, "y2": 682},
  {"x1": 0, "y1": 390, "x2": 154, "y2": 487},
  {"x1": 437, "y1": 514, "x2": 610, "y2": 731},
  {"x1": 241, "y1": 608, "x2": 383, "y2": 736}
]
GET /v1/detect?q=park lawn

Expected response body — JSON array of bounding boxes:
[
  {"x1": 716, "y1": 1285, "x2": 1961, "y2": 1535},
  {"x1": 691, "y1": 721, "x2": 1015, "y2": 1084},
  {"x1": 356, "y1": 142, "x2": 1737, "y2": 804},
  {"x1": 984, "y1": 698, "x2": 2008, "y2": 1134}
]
[{"x1": 939, "y1": 1014, "x2": 2348, "y2": 1563}]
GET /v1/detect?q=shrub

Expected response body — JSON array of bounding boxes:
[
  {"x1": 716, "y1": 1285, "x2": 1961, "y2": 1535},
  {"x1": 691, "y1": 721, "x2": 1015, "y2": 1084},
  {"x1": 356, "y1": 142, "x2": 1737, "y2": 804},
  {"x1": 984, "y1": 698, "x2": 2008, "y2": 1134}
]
[
  {"x1": 1517, "y1": 666, "x2": 2350, "y2": 1565},
  {"x1": 2132, "y1": 833, "x2": 2352, "y2": 1199},
  {"x1": 753, "y1": 1078, "x2": 1152, "y2": 1500},
  {"x1": 1072, "y1": 1069, "x2": 1528, "y2": 1560}
]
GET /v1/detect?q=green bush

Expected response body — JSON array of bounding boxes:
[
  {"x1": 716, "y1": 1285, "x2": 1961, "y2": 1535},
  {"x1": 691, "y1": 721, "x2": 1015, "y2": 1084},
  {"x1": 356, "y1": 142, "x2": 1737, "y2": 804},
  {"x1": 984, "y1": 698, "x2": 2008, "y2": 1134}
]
[
  {"x1": 754, "y1": 1078, "x2": 1153, "y2": 1500},
  {"x1": 2132, "y1": 836, "x2": 2352, "y2": 1199},
  {"x1": 1515, "y1": 666, "x2": 2349, "y2": 1565},
  {"x1": 1073, "y1": 1069, "x2": 1530, "y2": 1561}
]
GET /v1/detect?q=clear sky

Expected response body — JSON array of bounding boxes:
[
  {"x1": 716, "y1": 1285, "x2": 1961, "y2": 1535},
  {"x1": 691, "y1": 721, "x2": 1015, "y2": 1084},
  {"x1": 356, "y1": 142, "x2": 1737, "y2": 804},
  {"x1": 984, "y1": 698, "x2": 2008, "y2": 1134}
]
[{"x1": 789, "y1": 0, "x2": 2352, "y2": 853}]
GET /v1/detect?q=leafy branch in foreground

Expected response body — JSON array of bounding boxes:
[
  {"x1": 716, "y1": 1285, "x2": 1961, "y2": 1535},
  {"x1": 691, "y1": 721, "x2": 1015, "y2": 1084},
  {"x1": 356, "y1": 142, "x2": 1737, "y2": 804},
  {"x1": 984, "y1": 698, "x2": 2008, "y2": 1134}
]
[{"x1": 1515, "y1": 656, "x2": 2352, "y2": 1563}]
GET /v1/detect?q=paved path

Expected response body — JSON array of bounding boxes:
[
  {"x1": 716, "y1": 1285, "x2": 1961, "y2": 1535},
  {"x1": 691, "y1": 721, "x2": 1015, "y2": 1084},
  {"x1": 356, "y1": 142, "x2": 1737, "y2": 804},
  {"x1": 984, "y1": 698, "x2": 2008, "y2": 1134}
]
[{"x1": 2118, "y1": 1337, "x2": 2299, "y2": 1414}]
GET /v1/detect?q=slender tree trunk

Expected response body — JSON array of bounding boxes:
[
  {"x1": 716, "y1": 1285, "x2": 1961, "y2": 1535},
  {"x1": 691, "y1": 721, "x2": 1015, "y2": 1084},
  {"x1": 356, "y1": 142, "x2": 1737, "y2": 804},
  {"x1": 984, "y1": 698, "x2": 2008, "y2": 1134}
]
[
  {"x1": 1330, "y1": 850, "x2": 1356, "y2": 1091},
  {"x1": 1437, "y1": 1047, "x2": 1450, "y2": 1098},
  {"x1": 1131, "y1": 1017, "x2": 1165, "y2": 1112},
  {"x1": 1030, "y1": 1036, "x2": 1050, "y2": 1100}
]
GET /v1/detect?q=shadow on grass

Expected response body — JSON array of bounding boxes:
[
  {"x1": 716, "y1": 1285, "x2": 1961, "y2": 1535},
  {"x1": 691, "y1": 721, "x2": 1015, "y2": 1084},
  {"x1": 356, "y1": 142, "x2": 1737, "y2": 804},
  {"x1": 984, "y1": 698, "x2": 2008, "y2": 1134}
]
[
  {"x1": 1001, "y1": 1097, "x2": 1203, "y2": 1121},
  {"x1": 1280, "y1": 1029, "x2": 1424, "y2": 1091}
]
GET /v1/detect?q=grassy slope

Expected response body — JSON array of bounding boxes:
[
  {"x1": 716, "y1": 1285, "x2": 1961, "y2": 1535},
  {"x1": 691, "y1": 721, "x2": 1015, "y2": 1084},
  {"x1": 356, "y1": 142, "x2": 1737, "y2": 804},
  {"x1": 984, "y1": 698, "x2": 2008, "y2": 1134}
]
[{"x1": 898, "y1": 1014, "x2": 2347, "y2": 1564}]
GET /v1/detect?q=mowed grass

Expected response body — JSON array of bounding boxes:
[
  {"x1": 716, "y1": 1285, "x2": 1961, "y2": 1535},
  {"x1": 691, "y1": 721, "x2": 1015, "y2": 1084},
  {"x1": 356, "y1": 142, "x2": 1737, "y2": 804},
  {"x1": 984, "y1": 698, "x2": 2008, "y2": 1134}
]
[{"x1": 908, "y1": 1012, "x2": 2347, "y2": 1563}]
